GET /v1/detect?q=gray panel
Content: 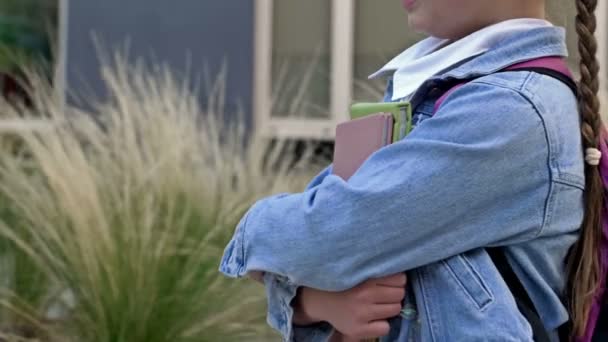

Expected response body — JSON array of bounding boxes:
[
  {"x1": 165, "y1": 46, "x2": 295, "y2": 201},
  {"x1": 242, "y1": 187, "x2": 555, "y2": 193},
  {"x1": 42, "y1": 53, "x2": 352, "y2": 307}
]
[{"x1": 65, "y1": 0, "x2": 253, "y2": 122}]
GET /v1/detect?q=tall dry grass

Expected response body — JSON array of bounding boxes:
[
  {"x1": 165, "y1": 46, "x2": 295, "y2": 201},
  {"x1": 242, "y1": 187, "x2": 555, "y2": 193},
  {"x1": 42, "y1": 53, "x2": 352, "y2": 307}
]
[{"x1": 0, "y1": 56, "x2": 320, "y2": 341}]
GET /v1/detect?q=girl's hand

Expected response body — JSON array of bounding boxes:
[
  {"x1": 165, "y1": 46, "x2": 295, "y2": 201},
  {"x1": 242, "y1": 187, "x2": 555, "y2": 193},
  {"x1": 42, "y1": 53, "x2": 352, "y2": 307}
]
[
  {"x1": 248, "y1": 271, "x2": 265, "y2": 284},
  {"x1": 294, "y1": 273, "x2": 406, "y2": 340}
]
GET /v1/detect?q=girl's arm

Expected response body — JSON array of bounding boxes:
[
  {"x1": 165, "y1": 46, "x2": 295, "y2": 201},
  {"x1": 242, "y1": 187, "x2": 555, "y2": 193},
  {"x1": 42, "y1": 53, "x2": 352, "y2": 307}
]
[{"x1": 220, "y1": 82, "x2": 562, "y2": 291}]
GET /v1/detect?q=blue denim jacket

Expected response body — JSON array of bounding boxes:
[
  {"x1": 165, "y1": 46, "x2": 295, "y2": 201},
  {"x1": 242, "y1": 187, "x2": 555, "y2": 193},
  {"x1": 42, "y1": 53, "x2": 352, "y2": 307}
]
[{"x1": 220, "y1": 26, "x2": 584, "y2": 341}]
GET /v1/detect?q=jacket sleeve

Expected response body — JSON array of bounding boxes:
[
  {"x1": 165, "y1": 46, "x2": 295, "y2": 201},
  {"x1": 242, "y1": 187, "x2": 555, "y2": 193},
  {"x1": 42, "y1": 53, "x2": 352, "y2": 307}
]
[
  {"x1": 304, "y1": 165, "x2": 333, "y2": 191},
  {"x1": 263, "y1": 273, "x2": 334, "y2": 341},
  {"x1": 220, "y1": 82, "x2": 551, "y2": 291}
]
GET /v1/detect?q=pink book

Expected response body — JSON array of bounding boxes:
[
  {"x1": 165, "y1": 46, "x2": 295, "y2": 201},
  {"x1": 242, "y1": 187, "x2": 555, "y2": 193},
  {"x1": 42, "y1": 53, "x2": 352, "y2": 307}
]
[{"x1": 333, "y1": 113, "x2": 393, "y2": 180}]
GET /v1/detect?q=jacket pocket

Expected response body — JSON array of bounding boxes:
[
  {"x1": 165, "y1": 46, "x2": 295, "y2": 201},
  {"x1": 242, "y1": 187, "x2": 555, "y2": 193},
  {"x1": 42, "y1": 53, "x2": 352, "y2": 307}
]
[{"x1": 441, "y1": 253, "x2": 494, "y2": 311}]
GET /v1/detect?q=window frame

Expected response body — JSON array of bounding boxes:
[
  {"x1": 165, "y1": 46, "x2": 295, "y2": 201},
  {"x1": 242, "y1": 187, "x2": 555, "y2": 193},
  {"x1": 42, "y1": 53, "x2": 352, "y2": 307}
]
[
  {"x1": 56, "y1": 0, "x2": 69, "y2": 106},
  {"x1": 253, "y1": 0, "x2": 354, "y2": 140}
]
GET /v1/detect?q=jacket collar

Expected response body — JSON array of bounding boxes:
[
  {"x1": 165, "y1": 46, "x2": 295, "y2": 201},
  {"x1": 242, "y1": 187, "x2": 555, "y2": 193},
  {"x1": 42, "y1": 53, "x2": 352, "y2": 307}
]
[
  {"x1": 401, "y1": 26, "x2": 570, "y2": 105},
  {"x1": 438, "y1": 26, "x2": 568, "y2": 81}
]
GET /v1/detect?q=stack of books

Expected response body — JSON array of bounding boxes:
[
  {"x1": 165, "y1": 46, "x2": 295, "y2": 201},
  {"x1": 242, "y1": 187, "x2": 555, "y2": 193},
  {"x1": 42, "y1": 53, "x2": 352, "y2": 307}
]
[{"x1": 333, "y1": 102, "x2": 412, "y2": 180}]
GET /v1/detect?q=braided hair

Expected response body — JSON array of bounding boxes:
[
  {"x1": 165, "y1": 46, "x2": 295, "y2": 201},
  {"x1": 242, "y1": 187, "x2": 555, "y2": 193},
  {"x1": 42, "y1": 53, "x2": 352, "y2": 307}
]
[{"x1": 565, "y1": 0, "x2": 605, "y2": 338}]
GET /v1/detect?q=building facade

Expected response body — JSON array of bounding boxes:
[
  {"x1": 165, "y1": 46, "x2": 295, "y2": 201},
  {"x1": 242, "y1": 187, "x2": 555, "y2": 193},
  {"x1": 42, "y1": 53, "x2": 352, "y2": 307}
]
[{"x1": 57, "y1": 0, "x2": 608, "y2": 140}]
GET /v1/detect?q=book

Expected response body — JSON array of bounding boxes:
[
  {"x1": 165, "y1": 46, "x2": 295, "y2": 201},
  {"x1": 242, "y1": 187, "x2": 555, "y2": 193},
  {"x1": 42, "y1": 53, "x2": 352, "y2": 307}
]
[
  {"x1": 350, "y1": 102, "x2": 412, "y2": 143},
  {"x1": 333, "y1": 113, "x2": 393, "y2": 180},
  {"x1": 332, "y1": 102, "x2": 411, "y2": 181}
]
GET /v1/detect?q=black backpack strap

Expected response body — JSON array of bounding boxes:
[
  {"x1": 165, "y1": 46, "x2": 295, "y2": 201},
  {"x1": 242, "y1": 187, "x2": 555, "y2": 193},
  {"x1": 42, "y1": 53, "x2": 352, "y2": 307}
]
[
  {"x1": 487, "y1": 248, "x2": 552, "y2": 342},
  {"x1": 558, "y1": 321, "x2": 572, "y2": 342}
]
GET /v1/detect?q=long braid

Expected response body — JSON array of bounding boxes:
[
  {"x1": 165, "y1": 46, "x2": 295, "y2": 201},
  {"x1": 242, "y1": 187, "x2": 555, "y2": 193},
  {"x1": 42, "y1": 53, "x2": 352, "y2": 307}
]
[{"x1": 566, "y1": 0, "x2": 604, "y2": 338}]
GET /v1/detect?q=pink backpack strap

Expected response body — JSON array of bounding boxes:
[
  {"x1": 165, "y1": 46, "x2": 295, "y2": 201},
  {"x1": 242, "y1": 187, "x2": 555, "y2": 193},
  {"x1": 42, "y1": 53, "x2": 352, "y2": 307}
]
[
  {"x1": 433, "y1": 57, "x2": 575, "y2": 114},
  {"x1": 433, "y1": 84, "x2": 466, "y2": 113},
  {"x1": 508, "y1": 56, "x2": 574, "y2": 79}
]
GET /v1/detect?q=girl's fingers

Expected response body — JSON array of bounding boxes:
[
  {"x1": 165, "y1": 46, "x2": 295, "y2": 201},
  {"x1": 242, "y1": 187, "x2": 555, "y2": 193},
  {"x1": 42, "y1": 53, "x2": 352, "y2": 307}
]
[
  {"x1": 248, "y1": 271, "x2": 265, "y2": 284},
  {"x1": 357, "y1": 320, "x2": 391, "y2": 339},
  {"x1": 372, "y1": 286, "x2": 406, "y2": 304},
  {"x1": 368, "y1": 303, "x2": 403, "y2": 321},
  {"x1": 375, "y1": 273, "x2": 407, "y2": 288}
]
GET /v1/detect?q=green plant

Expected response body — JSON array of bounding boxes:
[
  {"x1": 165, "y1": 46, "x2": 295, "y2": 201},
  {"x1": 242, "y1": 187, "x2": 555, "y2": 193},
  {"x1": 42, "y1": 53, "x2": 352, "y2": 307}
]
[
  {"x1": 0, "y1": 131, "x2": 53, "y2": 340},
  {"x1": 0, "y1": 196, "x2": 50, "y2": 304},
  {"x1": 0, "y1": 58, "x2": 320, "y2": 341},
  {"x1": 0, "y1": 193, "x2": 53, "y2": 342}
]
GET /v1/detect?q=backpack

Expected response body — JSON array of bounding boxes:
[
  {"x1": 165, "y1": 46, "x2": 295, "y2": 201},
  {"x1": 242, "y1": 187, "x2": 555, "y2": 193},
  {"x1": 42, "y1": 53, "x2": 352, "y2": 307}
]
[{"x1": 432, "y1": 57, "x2": 608, "y2": 342}]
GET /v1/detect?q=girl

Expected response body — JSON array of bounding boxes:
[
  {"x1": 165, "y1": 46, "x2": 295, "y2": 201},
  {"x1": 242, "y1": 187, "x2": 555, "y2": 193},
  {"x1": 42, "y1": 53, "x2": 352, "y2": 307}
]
[{"x1": 221, "y1": 0, "x2": 607, "y2": 341}]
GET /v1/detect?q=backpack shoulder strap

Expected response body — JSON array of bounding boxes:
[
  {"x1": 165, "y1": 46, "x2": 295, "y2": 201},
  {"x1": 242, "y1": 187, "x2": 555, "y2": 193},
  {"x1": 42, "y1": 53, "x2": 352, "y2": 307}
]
[
  {"x1": 433, "y1": 57, "x2": 577, "y2": 114},
  {"x1": 508, "y1": 57, "x2": 577, "y2": 95}
]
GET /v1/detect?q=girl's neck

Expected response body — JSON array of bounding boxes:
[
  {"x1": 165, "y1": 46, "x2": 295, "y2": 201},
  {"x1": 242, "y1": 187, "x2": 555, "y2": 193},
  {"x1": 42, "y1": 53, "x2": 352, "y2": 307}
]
[
  {"x1": 447, "y1": 1, "x2": 546, "y2": 40},
  {"x1": 489, "y1": 1, "x2": 546, "y2": 23}
]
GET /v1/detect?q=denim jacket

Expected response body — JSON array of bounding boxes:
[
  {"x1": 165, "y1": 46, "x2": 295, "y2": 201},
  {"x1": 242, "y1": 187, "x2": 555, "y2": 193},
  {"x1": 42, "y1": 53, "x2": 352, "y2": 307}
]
[{"x1": 220, "y1": 26, "x2": 584, "y2": 341}]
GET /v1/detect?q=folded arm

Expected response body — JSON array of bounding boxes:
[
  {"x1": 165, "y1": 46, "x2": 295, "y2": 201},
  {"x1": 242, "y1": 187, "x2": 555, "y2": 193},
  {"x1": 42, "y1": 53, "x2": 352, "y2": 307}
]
[{"x1": 221, "y1": 82, "x2": 549, "y2": 291}]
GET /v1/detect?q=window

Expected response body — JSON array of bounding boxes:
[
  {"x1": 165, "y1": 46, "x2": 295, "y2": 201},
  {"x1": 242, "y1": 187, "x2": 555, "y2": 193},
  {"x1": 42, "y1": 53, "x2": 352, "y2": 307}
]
[
  {"x1": 353, "y1": 0, "x2": 422, "y2": 103},
  {"x1": 271, "y1": 0, "x2": 331, "y2": 119},
  {"x1": 254, "y1": 0, "x2": 356, "y2": 140},
  {"x1": 255, "y1": 0, "x2": 608, "y2": 139}
]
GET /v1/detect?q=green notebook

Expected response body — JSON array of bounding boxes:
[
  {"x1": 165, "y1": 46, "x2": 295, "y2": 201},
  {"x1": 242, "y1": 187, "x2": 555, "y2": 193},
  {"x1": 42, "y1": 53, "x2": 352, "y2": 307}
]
[{"x1": 350, "y1": 102, "x2": 413, "y2": 143}]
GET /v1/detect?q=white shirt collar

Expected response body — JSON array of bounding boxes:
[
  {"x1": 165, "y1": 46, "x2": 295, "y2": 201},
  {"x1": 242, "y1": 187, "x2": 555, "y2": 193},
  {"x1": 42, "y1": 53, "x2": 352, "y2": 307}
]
[{"x1": 369, "y1": 18, "x2": 553, "y2": 101}]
